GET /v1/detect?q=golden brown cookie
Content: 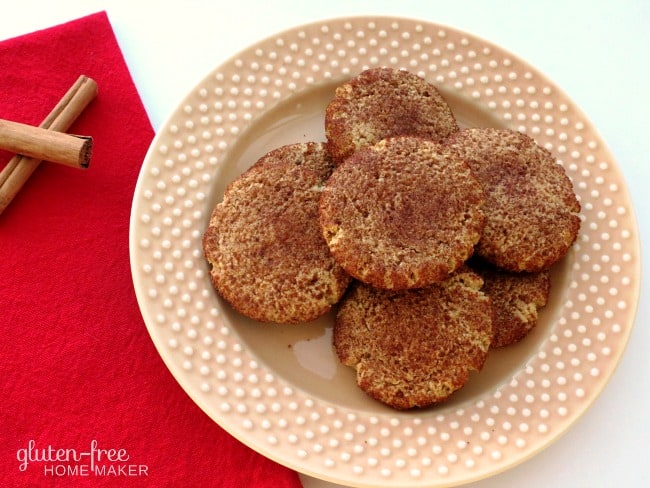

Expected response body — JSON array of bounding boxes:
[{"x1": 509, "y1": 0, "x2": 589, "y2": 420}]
[
  {"x1": 333, "y1": 269, "x2": 493, "y2": 410},
  {"x1": 251, "y1": 141, "x2": 335, "y2": 181},
  {"x1": 325, "y1": 67, "x2": 459, "y2": 164},
  {"x1": 443, "y1": 128, "x2": 581, "y2": 272},
  {"x1": 471, "y1": 260, "x2": 551, "y2": 347},
  {"x1": 319, "y1": 136, "x2": 486, "y2": 290},
  {"x1": 203, "y1": 148, "x2": 351, "y2": 324}
]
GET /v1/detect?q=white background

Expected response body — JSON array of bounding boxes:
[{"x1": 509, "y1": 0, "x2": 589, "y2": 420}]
[{"x1": 2, "y1": 1, "x2": 648, "y2": 487}]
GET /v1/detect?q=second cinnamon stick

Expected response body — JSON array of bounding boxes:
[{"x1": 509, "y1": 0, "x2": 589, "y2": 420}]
[{"x1": 0, "y1": 118, "x2": 92, "y2": 169}]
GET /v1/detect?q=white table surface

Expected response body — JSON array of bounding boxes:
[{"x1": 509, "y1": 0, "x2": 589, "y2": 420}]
[{"x1": 3, "y1": 1, "x2": 648, "y2": 487}]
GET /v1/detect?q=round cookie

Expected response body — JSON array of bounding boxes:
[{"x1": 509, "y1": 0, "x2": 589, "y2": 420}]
[
  {"x1": 443, "y1": 128, "x2": 581, "y2": 272},
  {"x1": 334, "y1": 269, "x2": 493, "y2": 410},
  {"x1": 203, "y1": 152, "x2": 351, "y2": 324},
  {"x1": 251, "y1": 141, "x2": 335, "y2": 181},
  {"x1": 471, "y1": 260, "x2": 551, "y2": 347},
  {"x1": 319, "y1": 136, "x2": 486, "y2": 290},
  {"x1": 325, "y1": 67, "x2": 459, "y2": 164}
]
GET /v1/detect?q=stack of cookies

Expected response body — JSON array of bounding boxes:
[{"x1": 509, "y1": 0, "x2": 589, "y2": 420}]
[{"x1": 203, "y1": 67, "x2": 581, "y2": 410}]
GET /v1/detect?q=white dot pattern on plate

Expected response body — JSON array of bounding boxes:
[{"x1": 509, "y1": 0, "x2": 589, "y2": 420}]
[{"x1": 130, "y1": 17, "x2": 640, "y2": 487}]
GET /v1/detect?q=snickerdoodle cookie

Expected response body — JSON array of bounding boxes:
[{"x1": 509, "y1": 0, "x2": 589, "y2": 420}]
[
  {"x1": 325, "y1": 67, "x2": 459, "y2": 164},
  {"x1": 319, "y1": 136, "x2": 485, "y2": 290},
  {"x1": 203, "y1": 144, "x2": 351, "y2": 324},
  {"x1": 471, "y1": 260, "x2": 551, "y2": 347},
  {"x1": 333, "y1": 269, "x2": 493, "y2": 409},
  {"x1": 443, "y1": 128, "x2": 581, "y2": 272},
  {"x1": 251, "y1": 141, "x2": 335, "y2": 180}
]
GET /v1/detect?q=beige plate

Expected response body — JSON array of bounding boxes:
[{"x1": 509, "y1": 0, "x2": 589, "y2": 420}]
[{"x1": 129, "y1": 16, "x2": 641, "y2": 487}]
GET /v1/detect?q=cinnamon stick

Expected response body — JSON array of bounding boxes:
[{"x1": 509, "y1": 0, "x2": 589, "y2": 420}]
[
  {"x1": 0, "y1": 75, "x2": 98, "y2": 214},
  {"x1": 0, "y1": 118, "x2": 92, "y2": 169}
]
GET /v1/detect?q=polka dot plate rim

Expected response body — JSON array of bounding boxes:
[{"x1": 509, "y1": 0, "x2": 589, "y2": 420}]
[{"x1": 129, "y1": 16, "x2": 640, "y2": 487}]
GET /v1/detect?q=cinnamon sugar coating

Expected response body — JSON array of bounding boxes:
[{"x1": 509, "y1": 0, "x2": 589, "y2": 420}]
[
  {"x1": 319, "y1": 136, "x2": 485, "y2": 290},
  {"x1": 471, "y1": 259, "x2": 551, "y2": 347},
  {"x1": 203, "y1": 143, "x2": 351, "y2": 324},
  {"x1": 444, "y1": 128, "x2": 581, "y2": 272},
  {"x1": 334, "y1": 269, "x2": 493, "y2": 409},
  {"x1": 325, "y1": 67, "x2": 459, "y2": 164}
]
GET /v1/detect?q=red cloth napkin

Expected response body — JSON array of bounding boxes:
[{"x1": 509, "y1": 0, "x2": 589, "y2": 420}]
[{"x1": 0, "y1": 12, "x2": 302, "y2": 488}]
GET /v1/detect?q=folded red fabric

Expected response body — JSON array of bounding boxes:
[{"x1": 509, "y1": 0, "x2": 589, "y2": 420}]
[{"x1": 0, "y1": 12, "x2": 302, "y2": 487}]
